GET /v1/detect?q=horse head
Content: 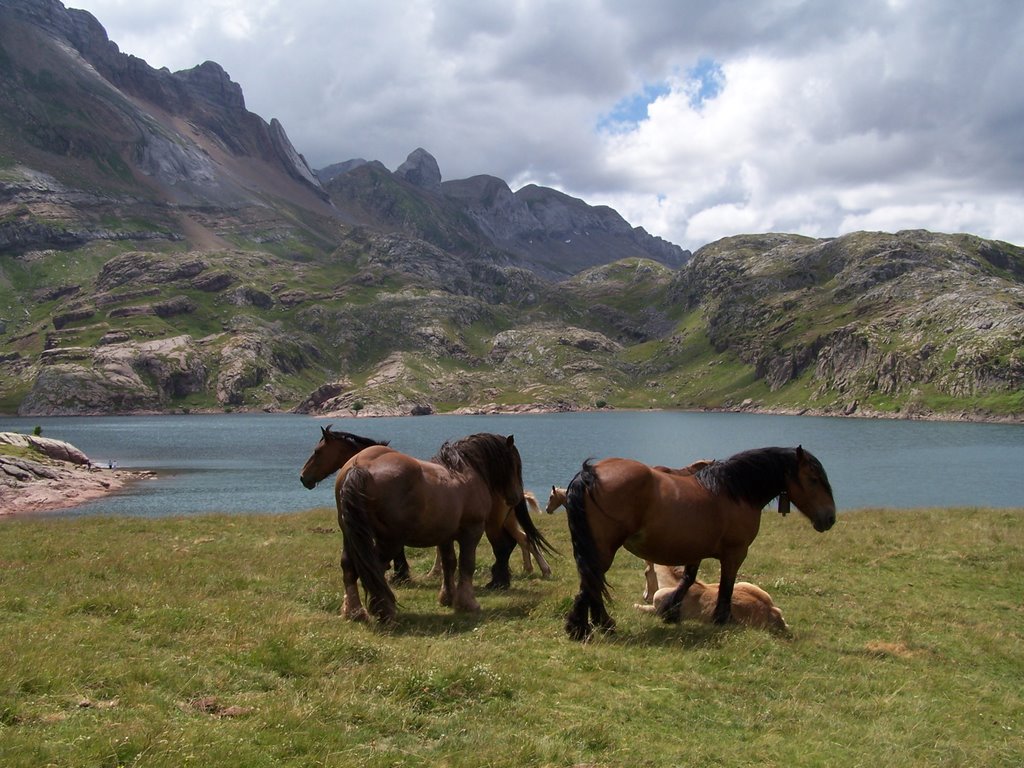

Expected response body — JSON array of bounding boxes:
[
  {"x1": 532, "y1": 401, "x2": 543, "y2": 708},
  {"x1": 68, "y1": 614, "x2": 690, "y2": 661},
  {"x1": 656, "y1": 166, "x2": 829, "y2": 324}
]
[
  {"x1": 299, "y1": 426, "x2": 386, "y2": 490},
  {"x1": 545, "y1": 485, "x2": 567, "y2": 514},
  {"x1": 299, "y1": 425, "x2": 336, "y2": 489},
  {"x1": 783, "y1": 445, "x2": 837, "y2": 532}
]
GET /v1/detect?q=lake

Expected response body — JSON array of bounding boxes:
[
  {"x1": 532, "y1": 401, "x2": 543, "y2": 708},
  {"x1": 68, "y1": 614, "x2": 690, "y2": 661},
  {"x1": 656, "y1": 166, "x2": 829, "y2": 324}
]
[{"x1": 1, "y1": 411, "x2": 1022, "y2": 518}]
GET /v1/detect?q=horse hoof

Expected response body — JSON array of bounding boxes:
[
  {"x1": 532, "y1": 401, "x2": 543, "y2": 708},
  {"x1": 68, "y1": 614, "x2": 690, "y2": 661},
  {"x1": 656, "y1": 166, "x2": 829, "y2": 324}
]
[
  {"x1": 344, "y1": 608, "x2": 370, "y2": 623},
  {"x1": 484, "y1": 579, "x2": 510, "y2": 590},
  {"x1": 565, "y1": 621, "x2": 592, "y2": 642}
]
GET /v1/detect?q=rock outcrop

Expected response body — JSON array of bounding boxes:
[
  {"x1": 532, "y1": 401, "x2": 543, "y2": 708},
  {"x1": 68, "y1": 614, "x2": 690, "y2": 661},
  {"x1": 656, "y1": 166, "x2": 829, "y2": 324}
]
[
  {"x1": 394, "y1": 148, "x2": 442, "y2": 191},
  {"x1": 0, "y1": 431, "x2": 154, "y2": 514}
]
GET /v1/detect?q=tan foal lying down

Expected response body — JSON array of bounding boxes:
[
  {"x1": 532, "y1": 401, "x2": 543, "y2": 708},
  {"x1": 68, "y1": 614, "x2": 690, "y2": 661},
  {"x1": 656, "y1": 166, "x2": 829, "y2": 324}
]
[{"x1": 637, "y1": 562, "x2": 789, "y2": 632}]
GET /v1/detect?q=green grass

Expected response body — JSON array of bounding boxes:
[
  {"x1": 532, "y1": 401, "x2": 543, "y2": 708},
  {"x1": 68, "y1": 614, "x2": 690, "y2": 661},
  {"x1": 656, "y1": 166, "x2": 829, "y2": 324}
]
[{"x1": 1, "y1": 507, "x2": 1021, "y2": 766}]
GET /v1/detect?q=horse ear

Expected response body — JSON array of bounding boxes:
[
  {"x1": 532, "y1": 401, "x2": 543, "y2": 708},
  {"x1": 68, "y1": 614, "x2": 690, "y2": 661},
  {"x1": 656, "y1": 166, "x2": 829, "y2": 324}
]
[
  {"x1": 796, "y1": 445, "x2": 805, "y2": 462},
  {"x1": 321, "y1": 425, "x2": 330, "y2": 437},
  {"x1": 506, "y1": 435, "x2": 515, "y2": 447},
  {"x1": 552, "y1": 485, "x2": 556, "y2": 493}
]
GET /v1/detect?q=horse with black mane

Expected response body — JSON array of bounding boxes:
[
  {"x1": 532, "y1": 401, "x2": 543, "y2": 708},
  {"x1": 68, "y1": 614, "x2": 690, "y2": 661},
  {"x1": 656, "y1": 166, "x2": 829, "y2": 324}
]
[
  {"x1": 299, "y1": 426, "x2": 421, "y2": 582},
  {"x1": 299, "y1": 425, "x2": 549, "y2": 585},
  {"x1": 336, "y1": 433, "x2": 552, "y2": 623},
  {"x1": 563, "y1": 445, "x2": 836, "y2": 641}
]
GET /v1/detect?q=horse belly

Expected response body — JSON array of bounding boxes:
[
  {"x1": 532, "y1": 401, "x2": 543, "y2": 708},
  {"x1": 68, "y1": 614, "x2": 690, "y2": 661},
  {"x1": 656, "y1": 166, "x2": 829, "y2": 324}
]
[{"x1": 623, "y1": 522, "x2": 722, "y2": 565}]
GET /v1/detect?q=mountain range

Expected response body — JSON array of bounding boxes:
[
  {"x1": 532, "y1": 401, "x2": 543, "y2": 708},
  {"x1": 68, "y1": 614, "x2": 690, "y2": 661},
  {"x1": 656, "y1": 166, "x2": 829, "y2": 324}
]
[{"x1": 1, "y1": 0, "x2": 1022, "y2": 422}]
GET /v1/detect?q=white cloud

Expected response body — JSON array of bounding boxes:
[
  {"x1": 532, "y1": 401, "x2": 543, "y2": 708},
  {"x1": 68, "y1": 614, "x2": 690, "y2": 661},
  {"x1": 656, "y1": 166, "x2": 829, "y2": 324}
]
[{"x1": 64, "y1": 0, "x2": 1024, "y2": 250}]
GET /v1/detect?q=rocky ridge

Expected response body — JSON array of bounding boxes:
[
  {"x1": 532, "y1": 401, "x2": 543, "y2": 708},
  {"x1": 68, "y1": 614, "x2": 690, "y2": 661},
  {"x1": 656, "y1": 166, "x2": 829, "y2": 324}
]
[{"x1": 0, "y1": 1, "x2": 1021, "y2": 422}]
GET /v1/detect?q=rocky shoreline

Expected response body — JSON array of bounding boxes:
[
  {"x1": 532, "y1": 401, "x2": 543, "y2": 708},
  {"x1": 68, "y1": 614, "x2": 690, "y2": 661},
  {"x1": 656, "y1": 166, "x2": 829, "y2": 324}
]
[
  {"x1": 316, "y1": 398, "x2": 1022, "y2": 425},
  {"x1": 0, "y1": 432, "x2": 155, "y2": 517}
]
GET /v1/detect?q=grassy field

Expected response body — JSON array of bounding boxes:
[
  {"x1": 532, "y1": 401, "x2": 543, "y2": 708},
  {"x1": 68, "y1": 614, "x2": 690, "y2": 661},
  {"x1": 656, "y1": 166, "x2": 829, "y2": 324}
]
[{"x1": 1, "y1": 505, "x2": 1021, "y2": 767}]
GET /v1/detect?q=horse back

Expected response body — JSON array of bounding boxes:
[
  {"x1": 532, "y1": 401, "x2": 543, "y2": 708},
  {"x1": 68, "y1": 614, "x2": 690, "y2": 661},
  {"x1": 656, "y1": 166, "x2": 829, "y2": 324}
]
[{"x1": 343, "y1": 448, "x2": 487, "y2": 546}]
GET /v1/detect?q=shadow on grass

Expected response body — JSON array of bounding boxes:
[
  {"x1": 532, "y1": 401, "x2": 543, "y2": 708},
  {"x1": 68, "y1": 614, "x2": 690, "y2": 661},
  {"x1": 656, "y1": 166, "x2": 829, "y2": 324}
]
[
  {"x1": 370, "y1": 586, "x2": 547, "y2": 638},
  {"x1": 572, "y1": 616, "x2": 793, "y2": 649}
]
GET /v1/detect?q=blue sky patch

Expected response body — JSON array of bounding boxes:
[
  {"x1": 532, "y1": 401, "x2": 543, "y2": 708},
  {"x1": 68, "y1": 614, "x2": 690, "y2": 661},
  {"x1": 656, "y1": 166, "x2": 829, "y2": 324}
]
[
  {"x1": 598, "y1": 81, "x2": 672, "y2": 132},
  {"x1": 598, "y1": 57, "x2": 724, "y2": 133},
  {"x1": 687, "y1": 57, "x2": 724, "y2": 109}
]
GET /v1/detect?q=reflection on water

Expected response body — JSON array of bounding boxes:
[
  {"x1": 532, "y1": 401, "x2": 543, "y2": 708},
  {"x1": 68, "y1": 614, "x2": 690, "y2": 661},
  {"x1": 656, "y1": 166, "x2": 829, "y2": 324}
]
[{"x1": 1, "y1": 411, "x2": 1021, "y2": 517}]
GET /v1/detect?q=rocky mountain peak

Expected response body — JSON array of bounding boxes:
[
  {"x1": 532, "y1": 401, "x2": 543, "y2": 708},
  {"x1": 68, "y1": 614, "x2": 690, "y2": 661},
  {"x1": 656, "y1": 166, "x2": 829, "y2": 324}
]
[
  {"x1": 395, "y1": 148, "x2": 442, "y2": 190},
  {"x1": 175, "y1": 60, "x2": 246, "y2": 111}
]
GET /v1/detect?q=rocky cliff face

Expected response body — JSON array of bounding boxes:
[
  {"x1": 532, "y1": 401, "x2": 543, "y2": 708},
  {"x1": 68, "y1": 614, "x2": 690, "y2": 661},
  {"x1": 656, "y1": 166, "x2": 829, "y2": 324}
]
[
  {"x1": 325, "y1": 149, "x2": 690, "y2": 279},
  {"x1": 667, "y1": 231, "x2": 1024, "y2": 417},
  {"x1": 0, "y1": 0, "x2": 329, "y2": 224}
]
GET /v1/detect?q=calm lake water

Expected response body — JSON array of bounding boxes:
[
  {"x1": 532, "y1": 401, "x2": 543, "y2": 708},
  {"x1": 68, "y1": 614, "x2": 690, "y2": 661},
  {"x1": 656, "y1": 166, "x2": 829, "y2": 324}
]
[{"x1": 2, "y1": 411, "x2": 1022, "y2": 518}]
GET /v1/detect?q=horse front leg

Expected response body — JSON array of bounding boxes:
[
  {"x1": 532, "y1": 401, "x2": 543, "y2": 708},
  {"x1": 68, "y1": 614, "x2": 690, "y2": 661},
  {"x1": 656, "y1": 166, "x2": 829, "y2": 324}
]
[
  {"x1": 340, "y1": 544, "x2": 369, "y2": 622},
  {"x1": 436, "y1": 541, "x2": 457, "y2": 606},
  {"x1": 657, "y1": 562, "x2": 700, "y2": 624},
  {"x1": 713, "y1": 549, "x2": 747, "y2": 625},
  {"x1": 485, "y1": 527, "x2": 516, "y2": 590},
  {"x1": 453, "y1": 534, "x2": 482, "y2": 613}
]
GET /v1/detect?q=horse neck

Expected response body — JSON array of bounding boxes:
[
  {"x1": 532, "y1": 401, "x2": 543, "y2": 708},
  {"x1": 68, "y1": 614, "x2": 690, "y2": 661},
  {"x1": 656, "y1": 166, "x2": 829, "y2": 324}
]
[{"x1": 705, "y1": 448, "x2": 793, "y2": 510}]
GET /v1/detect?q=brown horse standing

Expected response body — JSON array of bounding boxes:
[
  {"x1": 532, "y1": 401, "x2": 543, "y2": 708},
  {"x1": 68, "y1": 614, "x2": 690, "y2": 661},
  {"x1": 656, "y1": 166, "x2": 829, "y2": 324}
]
[
  {"x1": 337, "y1": 433, "x2": 551, "y2": 623},
  {"x1": 563, "y1": 446, "x2": 836, "y2": 641},
  {"x1": 299, "y1": 426, "x2": 548, "y2": 586},
  {"x1": 299, "y1": 426, "x2": 419, "y2": 583}
]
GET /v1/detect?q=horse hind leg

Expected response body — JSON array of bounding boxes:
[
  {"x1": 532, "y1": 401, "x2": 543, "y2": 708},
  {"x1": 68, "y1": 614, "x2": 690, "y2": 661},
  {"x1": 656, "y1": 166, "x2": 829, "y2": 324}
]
[
  {"x1": 531, "y1": 541, "x2": 552, "y2": 578},
  {"x1": 520, "y1": 539, "x2": 534, "y2": 574},
  {"x1": 563, "y1": 590, "x2": 615, "y2": 641},
  {"x1": 590, "y1": 595, "x2": 616, "y2": 634},
  {"x1": 657, "y1": 563, "x2": 700, "y2": 624},
  {"x1": 565, "y1": 591, "x2": 592, "y2": 641},
  {"x1": 340, "y1": 545, "x2": 370, "y2": 622},
  {"x1": 389, "y1": 548, "x2": 412, "y2": 585}
]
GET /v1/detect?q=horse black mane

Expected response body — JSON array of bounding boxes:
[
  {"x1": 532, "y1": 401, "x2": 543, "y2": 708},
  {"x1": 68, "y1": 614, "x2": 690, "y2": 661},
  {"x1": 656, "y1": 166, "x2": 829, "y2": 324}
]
[
  {"x1": 432, "y1": 433, "x2": 521, "y2": 493},
  {"x1": 325, "y1": 428, "x2": 389, "y2": 449},
  {"x1": 694, "y1": 446, "x2": 831, "y2": 508}
]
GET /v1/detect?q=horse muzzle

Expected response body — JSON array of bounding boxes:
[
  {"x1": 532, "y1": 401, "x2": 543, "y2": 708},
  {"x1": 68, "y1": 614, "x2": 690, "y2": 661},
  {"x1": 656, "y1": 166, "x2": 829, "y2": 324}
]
[
  {"x1": 813, "y1": 508, "x2": 837, "y2": 532},
  {"x1": 300, "y1": 475, "x2": 318, "y2": 490}
]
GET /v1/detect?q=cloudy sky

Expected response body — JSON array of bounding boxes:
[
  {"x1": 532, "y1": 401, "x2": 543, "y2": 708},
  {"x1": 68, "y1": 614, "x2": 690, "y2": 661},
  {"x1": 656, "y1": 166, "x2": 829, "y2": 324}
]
[{"x1": 68, "y1": 0, "x2": 1024, "y2": 251}]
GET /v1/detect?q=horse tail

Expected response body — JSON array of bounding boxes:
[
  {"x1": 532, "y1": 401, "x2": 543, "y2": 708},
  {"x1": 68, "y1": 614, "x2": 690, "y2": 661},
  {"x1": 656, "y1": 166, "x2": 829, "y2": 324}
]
[
  {"x1": 565, "y1": 460, "x2": 611, "y2": 600},
  {"x1": 338, "y1": 466, "x2": 395, "y2": 612},
  {"x1": 512, "y1": 495, "x2": 557, "y2": 556}
]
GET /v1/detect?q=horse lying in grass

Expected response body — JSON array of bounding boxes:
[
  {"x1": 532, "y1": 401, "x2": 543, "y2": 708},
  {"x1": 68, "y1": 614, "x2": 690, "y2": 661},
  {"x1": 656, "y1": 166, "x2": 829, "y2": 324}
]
[
  {"x1": 300, "y1": 425, "x2": 549, "y2": 586},
  {"x1": 336, "y1": 433, "x2": 553, "y2": 623},
  {"x1": 563, "y1": 445, "x2": 836, "y2": 640},
  {"x1": 636, "y1": 563, "x2": 789, "y2": 632}
]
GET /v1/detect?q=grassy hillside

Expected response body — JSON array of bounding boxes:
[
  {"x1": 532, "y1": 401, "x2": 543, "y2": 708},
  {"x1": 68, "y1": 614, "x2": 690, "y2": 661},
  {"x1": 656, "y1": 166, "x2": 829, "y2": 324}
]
[{"x1": 1, "y1": 506, "x2": 1021, "y2": 766}]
